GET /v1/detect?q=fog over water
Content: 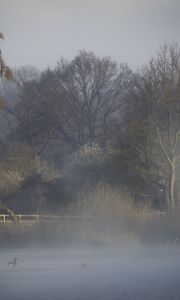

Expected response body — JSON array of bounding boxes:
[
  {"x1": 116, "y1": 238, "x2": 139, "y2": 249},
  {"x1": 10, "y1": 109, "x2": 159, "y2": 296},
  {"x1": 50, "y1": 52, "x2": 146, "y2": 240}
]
[{"x1": 1, "y1": 245, "x2": 180, "y2": 300}]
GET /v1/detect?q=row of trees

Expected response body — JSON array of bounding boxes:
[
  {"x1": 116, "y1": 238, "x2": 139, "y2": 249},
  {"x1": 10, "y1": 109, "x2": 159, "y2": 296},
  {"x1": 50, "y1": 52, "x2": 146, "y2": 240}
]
[{"x1": 1, "y1": 34, "x2": 180, "y2": 214}]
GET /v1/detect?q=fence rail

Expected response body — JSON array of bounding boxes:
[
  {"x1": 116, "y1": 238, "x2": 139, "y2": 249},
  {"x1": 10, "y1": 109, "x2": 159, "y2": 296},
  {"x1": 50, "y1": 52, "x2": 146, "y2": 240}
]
[{"x1": 0, "y1": 212, "x2": 167, "y2": 224}]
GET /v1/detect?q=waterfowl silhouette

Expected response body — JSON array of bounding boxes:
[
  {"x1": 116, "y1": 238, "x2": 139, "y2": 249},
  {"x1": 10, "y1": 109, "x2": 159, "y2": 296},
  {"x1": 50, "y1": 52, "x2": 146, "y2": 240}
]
[{"x1": 7, "y1": 257, "x2": 18, "y2": 266}]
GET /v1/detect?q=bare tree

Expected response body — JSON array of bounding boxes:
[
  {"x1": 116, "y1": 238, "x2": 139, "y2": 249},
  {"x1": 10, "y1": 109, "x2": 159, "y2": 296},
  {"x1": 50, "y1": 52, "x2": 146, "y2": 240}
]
[
  {"x1": 148, "y1": 44, "x2": 180, "y2": 212},
  {"x1": 13, "y1": 51, "x2": 132, "y2": 157},
  {"x1": 55, "y1": 51, "x2": 132, "y2": 148},
  {"x1": 13, "y1": 68, "x2": 66, "y2": 156},
  {"x1": 124, "y1": 44, "x2": 180, "y2": 213}
]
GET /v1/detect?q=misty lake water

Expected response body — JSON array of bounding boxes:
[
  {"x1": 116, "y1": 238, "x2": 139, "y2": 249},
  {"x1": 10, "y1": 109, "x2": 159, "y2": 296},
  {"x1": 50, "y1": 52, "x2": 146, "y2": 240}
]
[{"x1": 0, "y1": 246, "x2": 180, "y2": 300}]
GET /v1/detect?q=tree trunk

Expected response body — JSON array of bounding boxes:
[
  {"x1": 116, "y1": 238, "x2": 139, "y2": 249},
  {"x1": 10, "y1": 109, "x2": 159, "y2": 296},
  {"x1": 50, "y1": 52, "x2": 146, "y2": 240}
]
[
  {"x1": 169, "y1": 159, "x2": 176, "y2": 213},
  {"x1": 164, "y1": 186, "x2": 170, "y2": 213}
]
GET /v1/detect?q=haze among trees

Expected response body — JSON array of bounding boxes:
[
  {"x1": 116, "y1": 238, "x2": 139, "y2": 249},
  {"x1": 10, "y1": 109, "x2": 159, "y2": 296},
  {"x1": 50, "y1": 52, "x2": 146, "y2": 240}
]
[{"x1": 0, "y1": 32, "x2": 180, "y2": 216}]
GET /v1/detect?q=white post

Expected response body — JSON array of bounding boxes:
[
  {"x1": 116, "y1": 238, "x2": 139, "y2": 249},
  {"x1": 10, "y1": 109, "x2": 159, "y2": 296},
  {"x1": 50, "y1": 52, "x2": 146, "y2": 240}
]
[{"x1": 3, "y1": 214, "x2": 5, "y2": 224}]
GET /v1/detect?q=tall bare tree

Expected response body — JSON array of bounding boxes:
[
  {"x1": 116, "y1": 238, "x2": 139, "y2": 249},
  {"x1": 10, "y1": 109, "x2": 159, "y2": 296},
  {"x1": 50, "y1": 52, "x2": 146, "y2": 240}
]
[
  {"x1": 124, "y1": 44, "x2": 180, "y2": 213},
  {"x1": 13, "y1": 68, "x2": 65, "y2": 156},
  {"x1": 55, "y1": 51, "x2": 132, "y2": 148},
  {"x1": 148, "y1": 44, "x2": 180, "y2": 212},
  {"x1": 13, "y1": 51, "x2": 132, "y2": 156}
]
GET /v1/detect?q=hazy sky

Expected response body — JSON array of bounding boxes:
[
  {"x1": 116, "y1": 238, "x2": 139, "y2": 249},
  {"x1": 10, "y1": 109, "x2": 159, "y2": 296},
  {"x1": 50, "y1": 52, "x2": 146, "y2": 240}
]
[{"x1": 1, "y1": 0, "x2": 180, "y2": 70}]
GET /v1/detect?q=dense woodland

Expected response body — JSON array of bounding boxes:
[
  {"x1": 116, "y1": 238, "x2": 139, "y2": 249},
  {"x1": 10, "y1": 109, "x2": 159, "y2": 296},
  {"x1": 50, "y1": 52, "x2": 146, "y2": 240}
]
[{"x1": 0, "y1": 33, "x2": 180, "y2": 216}]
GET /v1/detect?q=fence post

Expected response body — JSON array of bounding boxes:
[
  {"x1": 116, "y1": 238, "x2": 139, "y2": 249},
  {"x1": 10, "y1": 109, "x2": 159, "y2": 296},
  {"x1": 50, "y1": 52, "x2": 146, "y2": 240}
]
[
  {"x1": 3, "y1": 214, "x2": 5, "y2": 224},
  {"x1": 19, "y1": 214, "x2": 21, "y2": 223}
]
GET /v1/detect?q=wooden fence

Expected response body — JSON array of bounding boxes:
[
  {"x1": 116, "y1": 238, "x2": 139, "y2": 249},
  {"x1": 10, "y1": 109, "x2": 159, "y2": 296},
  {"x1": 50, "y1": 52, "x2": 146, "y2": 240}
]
[{"x1": 0, "y1": 212, "x2": 167, "y2": 224}]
